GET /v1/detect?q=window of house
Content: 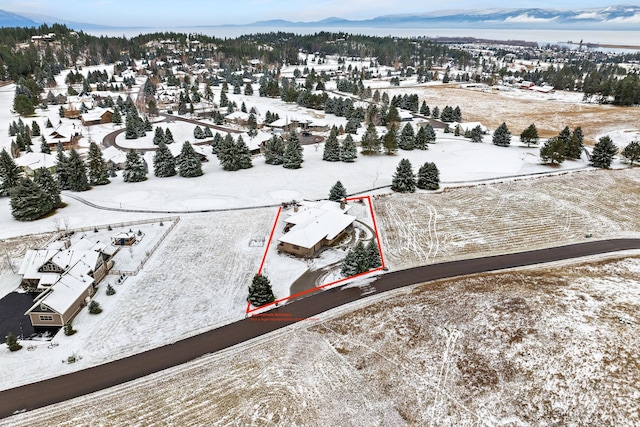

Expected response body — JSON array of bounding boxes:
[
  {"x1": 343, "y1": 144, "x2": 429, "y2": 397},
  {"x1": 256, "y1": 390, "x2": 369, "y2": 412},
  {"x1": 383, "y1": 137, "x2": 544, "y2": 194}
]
[
  {"x1": 293, "y1": 245, "x2": 300, "y2": 250},
  {"x1": 39, "y1": 315, "x2": 54, "y2": 321}
]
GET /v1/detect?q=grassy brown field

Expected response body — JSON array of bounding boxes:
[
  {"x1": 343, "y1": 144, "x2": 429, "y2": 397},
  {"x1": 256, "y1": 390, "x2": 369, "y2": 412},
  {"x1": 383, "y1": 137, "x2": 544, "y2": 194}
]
[{"x1": 391, "y1": 86, "x2": 640, "y2": 144}]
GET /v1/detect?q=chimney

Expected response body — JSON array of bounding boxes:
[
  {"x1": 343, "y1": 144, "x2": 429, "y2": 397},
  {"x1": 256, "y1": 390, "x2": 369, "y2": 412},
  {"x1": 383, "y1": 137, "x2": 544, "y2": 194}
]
[
  {"x1": 340, "y1": 200, "x2": 346, "y2": 210},
  {"x1": 294, "y1": 205, "x2": 299, "y2": 213}
]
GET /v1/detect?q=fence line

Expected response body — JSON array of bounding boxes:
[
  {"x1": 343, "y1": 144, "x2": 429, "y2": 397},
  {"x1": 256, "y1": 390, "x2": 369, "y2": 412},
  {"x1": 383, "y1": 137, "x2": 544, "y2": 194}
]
[{"x1": 110, "y1": 217, "x2": 181, "y2": 276}]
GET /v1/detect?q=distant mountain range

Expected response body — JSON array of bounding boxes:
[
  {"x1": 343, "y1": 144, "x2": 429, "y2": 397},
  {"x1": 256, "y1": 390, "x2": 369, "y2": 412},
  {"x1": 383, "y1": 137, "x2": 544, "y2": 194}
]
[{"x1": 1, "y1": 5, "x2": 640, "y2": 31}]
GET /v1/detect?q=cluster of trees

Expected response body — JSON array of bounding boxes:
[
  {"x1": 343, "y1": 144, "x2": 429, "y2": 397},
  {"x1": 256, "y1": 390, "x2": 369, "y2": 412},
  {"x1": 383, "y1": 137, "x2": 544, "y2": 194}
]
[
  {"x1": 341, "y1": 240, "x2": 382, "y2": 277},
  {"x1": 539, "y1": 126, "x2": 585, "y2": 165},
  {"x1": 153, "y1": 127, "x2": 175, "y2": 145},
  {"x1": 391, "y1": 159, "x2": 440, "y2": 193},
  {"x1": 125, "y1": 111, "x2": 152, "y2": 140},
  {"x1": 8, "y1": 118, "x2": 39, "y2": 154},
  {"x1": 360, "y1": 122, "x2": 435, "y2": 156},
  {"x1": 215, "y1": 134, "x2": 253, "y2": 171},
  {"x1": 263, "y1": 130, "x2": 304, "y2": 169},
  {"x1": 322, "y1": 128, "x2": 357, "y2": 162},
  {"x1": 193, "y1": 125, "x2": 213, "y2": 140}
]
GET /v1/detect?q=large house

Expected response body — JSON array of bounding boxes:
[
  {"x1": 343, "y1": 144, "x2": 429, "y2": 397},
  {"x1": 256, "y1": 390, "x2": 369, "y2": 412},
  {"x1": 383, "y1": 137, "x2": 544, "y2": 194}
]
[
  {"x1": 80, "y1": 107, "x2": 114, "y2": 126},
  {"x1": 19, "y1": 237, "x2": 118, "y2": 329},
  {"x1": 277, "y1": 201, "x2": 356, "y2": 257}
]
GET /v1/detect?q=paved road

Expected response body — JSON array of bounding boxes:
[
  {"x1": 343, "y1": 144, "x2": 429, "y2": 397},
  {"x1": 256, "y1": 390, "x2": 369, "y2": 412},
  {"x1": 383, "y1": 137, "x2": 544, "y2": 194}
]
[{"x1": 1, "y1": 238, "x2": 639, "y2": 419}]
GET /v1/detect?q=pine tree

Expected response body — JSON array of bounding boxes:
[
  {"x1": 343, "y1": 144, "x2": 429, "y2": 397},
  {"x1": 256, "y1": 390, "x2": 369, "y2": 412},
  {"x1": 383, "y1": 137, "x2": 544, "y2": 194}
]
[
  {"x1": 591, "y1": 135, "x2": 618, "y2": 169},
  {"x1": 540, "y1": 137, "x2": 566, "y2": 165},
  {"x1": 247, "y1": 274, "x2": 275, "y2": 307},
  {"x1": 6, "y1": 332, "x2": 22, "y2": 351},
  {"x1": 329, "y1": 180, "x2": 347, "y2": 201},
  {"x1": 235, "y1": 136, "x2": 253, "y2": 170},
  {"x1": 420, "y1": 102, "x2": 430, "y2": 116},
  {"x1": 153, "y1": 127, "x2": 165, "y2": 145},
  {"x1": 143, "y1": 116, "x2": 152, "y2": 132},
  {"x1": 45, "y1": 118, "x2": 53, "y2": 128},
  {"x1": 31, "y1": 120, "x2": 41, "y2": 137},
  {"x1": 417, "y1": 162, "x2": 440, "y2": 190},
  {"x1": 87, "y1": 142, "x2": 110, "y2": 185},
  {"x1": 520, "y1": 123, "x2": 539, "y2": 147},
  {"x1": 106, "y1": 284, "x2": 116, "y2": 295},
  {"x1": 283, "y1": 137, "x2": 303, "y2": 169},
  {"x1": 353, "y1": 241, "x2": 370, "y2": 273},
  {"x1": 264, "y1": 135, "x2": 285, "y2": 165},
  {"x1": 424, "y1": 124, "x2": 436, "y2": 144},
  {"x1": 88, "y1": 300, "x2": 102, "y2": 314},
  {"x1": 391, "y1": 159, "x2": 416, "y2": 193},
  {"x1": 63, "y1": 322, "x2": 76, "y2": 336},
  {"x1": 204, "y1": 126, "x2": 213, "y2": 138},
  {"x1": 178, "y1": 142, "x2": 203, "y2": 177},
  {"x1": 383, "y1": 127, "x2": 398, "y2": 155},
  {"x1": 217, "y1": 134, "x2": 238, "y2": 171},
  {"x1": 193, "y1": 125, "x2": 205, "y2": 139},
  {"x1": 0, "y1": 148, "x2": 21, "y2": 197},
  {"x1": 125, "y1": 113, "x2": 138, "y2": 139},
  {"x1": 67, "y1": 149, "x2": 89, "y2": 192},
  {"x1": 164, "y1": 128, "x2": 174, "y2": 144},
  {"x1": 153, "y1": 141, "x2": 177, "y2": 177},
  {"x1": 323, "y1": 128, "x2": 341, "y2": 161},
  {"x1": 341, "y1": 250, "x2": 359, "y2": 277},
  {"x1": 123, "y1": 150, "x2": 148, "y2": 182},
  {"x1": 211, "y1": 133, "x2": 223, "y2": 154},
  {"x1": 367, "y1": 239, "x2": 382, "y2": 269},
  {"x1": 340, "y1": 134, "x2": 357, "y2": 162},
  {"x1": 493, "y1": 122, "x2": 512, "y2": 147},
  {"x1": 10, "y1": 177, "x2": 54, "y2": 221},
  {"x1": 414, "y1": 126, "x2": 429, "y2": 150},
  {"x1": 34, "y1": 167, "x2": 61, "y2": 208},
  {"x1": 40, "y1": 136, "x2": 50, "y2": 154},
  {"x1": 565, "y1": 127, "x2": 584, "y2": 160},
  {"x1": 54, "y1": 141, "x2": 70, "y2": 190},
  {"x1": 361, "y1": 123, "x2": 381, "y2": 155},
  {"x1": 399, "y1": 123, "x2": 415, "y2": 150},
  {"x1": 621, "y1": 141, "x2": 640, "y2": 166},
  {"x1": 469, "y1": 125, "x2": 484, "y2": 142},
  {"x1": 431, "y1": 106, "x2": 440, "y2": 119},
  {"x1": 112, "y1": 108, "x2": 122, "y2": 124}
]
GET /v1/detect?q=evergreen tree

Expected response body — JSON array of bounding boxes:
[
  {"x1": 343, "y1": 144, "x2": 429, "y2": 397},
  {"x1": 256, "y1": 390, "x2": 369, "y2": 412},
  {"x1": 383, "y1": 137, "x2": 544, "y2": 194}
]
[
  {"x1": 383, "y1": 127, "x2": 398, "y2": 155},
  {"x1": 164, "y1": 128, "x2": 174, "y2": 144},
  {"x1": 420, "y1": 102, "x2": 430, "y2": 116},
  {"x1": 283, "y1": 136, "x2": 303, "y2": 169},
  {"x1": 621, "y1": 141, "x2": 640, "y2": 166},
  {"x1": 54, "y1": 142, "x2": 70, "y2": 190},
  {"x1": 415, "y1": 126, "x2": 429, "y2": 150},
  {"x1": 424, "y1": 124, "x2": 436, "y2": 144},
  {"x1": 591, "y1": 135, "x2": 618, "y2": 169},
  {"x1": 367, "y1": 239, "x2": 382, "y2": 269},
  {"x1": 123, "y1": 150, "x2": 148, "y2": 182},
  {"x1": 353, "y1": 241, "x2": 370, "y2": 273},
  {"x1": 391, "y1": 159, "x2": 416, "y2": 193},
  {"x1": 431, "y1": 106, "x2": 440, "y2": 119},
  {"x1": 153, "y1": 140, "x2": 177, "y2": 177},
  {"x1": 204, "y1": 126, "x2": 213, "y2": 138},
  {"x1": 125, "y1": 114, "x2": 138, "y2": 139},
  {"x1": 217, "y1": 134, "x2": 238, "y2": 171},
  {"x1": 31, "y1": 120, "x2": 41, "y2": 137},
  {"x1": 88, "y1": 300, "x2": 102, "y2": 314},
  {"x1": 193, "y1": 125, "x2": 205, "y2": 139},
  {"x1": 67, "y1": 149, "x2": 89, "y2": 192},
  {"x1": 87, "y1": 142, "x2": 110, "y2": 185},
  {"x1": 247, "y1": 274, "x2": 275, "y2": 307},
  {"x1": 416, "y1": 162, "x2": 440, "y2": 190},
  {"x1": 469, "y1": 125, "x2": 484, "y2": 142},
  {"x1": 322, "y1": 128, "x2": 341, "y2": 161},
  {"x1": 453, "y1": 106, "x2": 462, "y2": 122},
  {"x1": 0, "y1": 148, "x2": 21, "y2": 197},
  {"x1": 361, "y1": 123, "x2": 381, "y2": 155},
  {"x1": 143, "y1": 116, "x2": 152, "y2": 132},
  {"x1": 178, "y1": 141, "x2": 204, "y2": 177},
  {"x1": 211, "y1": 132, "x2": 223, "y2": 154},
  {"x1": 235, "y1": 136, "x2": 253, "y2": 170},
  {"x1": 10, "y1": 177, "x2": 54, "y2": 221},
  {"x1": 6, "y1": 332, "x2": 22, "y2": 351},
  {"x1": 45, "y1": 118, "x2": 53, "y2": 128},
  {"x1": 565, "y1": 127, "x2": 584, "y2": 160},
  {"x1": 385, "y1": 105, "x2": 400, "y2": 129},
  {"x1": 540, "y1": 137, "x2": 566, "y2": 165},
  {"x1": 153, "y1": 127, "x2": 165, "y2": 145},
  {"x1": 341, "y1": 251, "x2": 359, "y2": 277},
  {"x1": 340, "y1": 134, "x2": 357, "y2": 162},
  {"x1": 399, "y1": 123, "x2": 415, "y2": 150},
  {"x1": 328, "y1": 180, "x2": 347, "y2": 202},
  {"x1": 264, "y1": 135, "x2": 285, "y2": 165},
  {"x1": 493, "y1": 122, "x2": 511, "y2": 147},
  {"x1": 520, "y1": 123, "x2": 540, "y2": 147},
  {"x1": 33, "y1": 167, "x2": 61, "y2": 208},
  {"x1": 40, "y1": 136, "x2": 50, "y2": 154},
  {"x1": 63, "y1": 322, "x2": 76, "y2": 336},
  {"x1": 112, "y1": 108, "x2": 122, "y2": 124}
]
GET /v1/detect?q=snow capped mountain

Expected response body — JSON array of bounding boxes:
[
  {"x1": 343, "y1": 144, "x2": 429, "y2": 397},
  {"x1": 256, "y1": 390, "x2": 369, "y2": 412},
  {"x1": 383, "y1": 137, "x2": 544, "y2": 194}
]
[{"x1": 0, "y1": 9, "x2": 39, "y2": 28}]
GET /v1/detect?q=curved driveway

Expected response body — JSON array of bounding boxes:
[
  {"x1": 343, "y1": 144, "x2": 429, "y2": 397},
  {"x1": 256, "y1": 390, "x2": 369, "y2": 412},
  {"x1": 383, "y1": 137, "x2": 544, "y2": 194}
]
[{"x1": 1, "y1": 238, "x2": 639, "y2": 419}]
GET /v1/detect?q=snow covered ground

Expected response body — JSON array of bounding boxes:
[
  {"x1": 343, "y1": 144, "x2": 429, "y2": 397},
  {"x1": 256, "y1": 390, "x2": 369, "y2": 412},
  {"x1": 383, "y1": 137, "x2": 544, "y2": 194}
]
[{"x1": 1, "y1": 59, "x2": 639, "y2": 401}]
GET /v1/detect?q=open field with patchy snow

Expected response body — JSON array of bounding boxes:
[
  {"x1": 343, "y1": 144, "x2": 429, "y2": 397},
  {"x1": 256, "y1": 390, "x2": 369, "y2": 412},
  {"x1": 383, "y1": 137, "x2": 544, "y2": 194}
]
[
  {"x1": 376, "y1": 167, "x2": 640, "y2": 270},
  {"x1": 5, "y1": 256, "x2": 639, "y2": 426}
]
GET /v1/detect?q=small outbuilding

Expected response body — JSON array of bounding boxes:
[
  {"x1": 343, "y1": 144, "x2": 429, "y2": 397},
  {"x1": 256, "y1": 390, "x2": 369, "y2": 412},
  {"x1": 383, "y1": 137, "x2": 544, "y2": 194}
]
[{"x1": 112, "y1": 232, "x2": 136, "y2": 246}]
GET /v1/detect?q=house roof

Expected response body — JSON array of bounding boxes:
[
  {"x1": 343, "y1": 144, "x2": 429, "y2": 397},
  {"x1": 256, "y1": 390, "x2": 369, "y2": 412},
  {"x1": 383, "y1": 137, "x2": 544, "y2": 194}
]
[
  {"x1": 14, "y1": 152, "x2": 56, "y2": 170},
  {"x1": 278, "y1": 201, "x2": 356, "y2": 249},
  {"x1": 102, "y1": 146, "x2": 127, "y2": 164},
  {"x1": 26, "y1": 262, "x2": 94, "y2": 316},
  {"x1": 81, "y1": 107, "x2": 113, "y2": 122}
]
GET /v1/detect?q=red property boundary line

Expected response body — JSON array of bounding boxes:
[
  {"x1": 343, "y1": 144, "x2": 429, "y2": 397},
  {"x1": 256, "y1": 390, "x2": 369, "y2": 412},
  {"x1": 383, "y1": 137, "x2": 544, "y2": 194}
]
[{"x1": 246, "y1": 195, "x2": 385, "y2": 314}]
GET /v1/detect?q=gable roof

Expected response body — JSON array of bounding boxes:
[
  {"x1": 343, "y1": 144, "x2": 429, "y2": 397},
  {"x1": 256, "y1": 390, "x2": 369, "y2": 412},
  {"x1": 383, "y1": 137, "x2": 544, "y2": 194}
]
[{"x1": 14, "y1": 152, "x2": 57, "y2": 170}]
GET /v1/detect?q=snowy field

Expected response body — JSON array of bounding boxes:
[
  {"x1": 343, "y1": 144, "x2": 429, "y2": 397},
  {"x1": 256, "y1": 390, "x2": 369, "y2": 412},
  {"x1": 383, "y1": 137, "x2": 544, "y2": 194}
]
[{"x1": 5, "y1": 256, "x2": 639, "y2": 426}]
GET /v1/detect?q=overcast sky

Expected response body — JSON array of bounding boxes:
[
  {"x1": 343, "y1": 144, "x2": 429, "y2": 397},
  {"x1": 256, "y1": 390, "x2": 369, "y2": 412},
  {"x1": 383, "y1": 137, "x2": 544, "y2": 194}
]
[{"x1": 0, "y1": 1, "x2": 623, "y2": 27}]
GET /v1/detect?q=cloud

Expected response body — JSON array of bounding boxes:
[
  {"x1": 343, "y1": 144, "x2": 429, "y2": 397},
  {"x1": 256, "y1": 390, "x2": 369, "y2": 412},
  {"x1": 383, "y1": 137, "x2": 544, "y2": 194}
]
[{"x1": 504, "y1": 13, "x2": 558, "y2": 23}]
